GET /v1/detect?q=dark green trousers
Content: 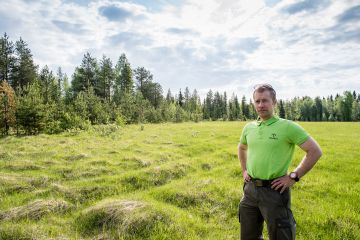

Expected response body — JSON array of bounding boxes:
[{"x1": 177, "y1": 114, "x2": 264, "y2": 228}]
[{"x1": 239, "y1": 181, "x2": 296, "y2": 240}]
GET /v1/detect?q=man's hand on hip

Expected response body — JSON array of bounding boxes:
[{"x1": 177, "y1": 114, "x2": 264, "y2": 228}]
[
  {"x1": 243, "y1": 170, "x2": 252, "y2": 182},
  {"x1": 271, "y1": 175, "x2": 295, "y2": 193}
]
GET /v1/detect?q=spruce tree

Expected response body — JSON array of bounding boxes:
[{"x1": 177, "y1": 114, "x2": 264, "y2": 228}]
[{"x1": 11, "y1": 38, "x2": 37, "y2": 92}]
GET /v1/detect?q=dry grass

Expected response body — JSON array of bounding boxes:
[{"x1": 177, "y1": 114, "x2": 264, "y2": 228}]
[
  {"x1": 0, "y1": 199, "x2": 72, "y2": 221},
  {"x1": 78, "y1": 199, "x2": 169, "y2": 238}
]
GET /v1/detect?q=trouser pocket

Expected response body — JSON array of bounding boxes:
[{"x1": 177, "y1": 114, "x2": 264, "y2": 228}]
[{"x1": 275, "y1": 218, "x2": 295, "y2": 240}]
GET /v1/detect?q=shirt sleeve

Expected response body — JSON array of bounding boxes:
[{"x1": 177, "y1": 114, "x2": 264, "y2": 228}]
[
  {"x1": 286, "y1": 121, "x2": 309, "y2": 145},
  {"x1": 240, "y1": 124, "x2": 248, "y2": 145}
]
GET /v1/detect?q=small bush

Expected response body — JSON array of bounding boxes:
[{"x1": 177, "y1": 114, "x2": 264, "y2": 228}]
[{"x1": 115, "y1": 115, "x2": 126, "y2": 127}]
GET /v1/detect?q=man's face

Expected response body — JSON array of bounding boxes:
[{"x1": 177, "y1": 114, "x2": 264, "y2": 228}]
[{"x1": 253, "y1": 90, "x2": 276, "y2": 120}]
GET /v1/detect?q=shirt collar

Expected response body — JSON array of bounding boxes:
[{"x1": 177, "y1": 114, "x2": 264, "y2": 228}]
[{"x1": 256, "y1": 116, "x2": 279, "y2": 126}]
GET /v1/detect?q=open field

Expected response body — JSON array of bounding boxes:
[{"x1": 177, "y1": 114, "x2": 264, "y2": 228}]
[{"x1": 0, "y1": 122, "x2": 359, "y2": 240}]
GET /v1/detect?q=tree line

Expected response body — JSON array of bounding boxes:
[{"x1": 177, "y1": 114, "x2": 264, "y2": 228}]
[{"x1": 1, "y1": 33, "x2": 359, "y2": 135}]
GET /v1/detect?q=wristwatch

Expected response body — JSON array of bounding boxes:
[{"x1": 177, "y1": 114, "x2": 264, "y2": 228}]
[{"x1": 289, "y1": 172, "x2": 300, "y2": 182}]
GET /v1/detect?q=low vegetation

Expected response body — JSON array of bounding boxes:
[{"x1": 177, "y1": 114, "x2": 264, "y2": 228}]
[{"x1": 0, "y1": 122, "x2": 359, "y2": 239}]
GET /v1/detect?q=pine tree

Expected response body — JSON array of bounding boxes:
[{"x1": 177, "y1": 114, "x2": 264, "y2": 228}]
[
  {"x1": 15, "y1": 83, "x2": 45, "y2": 135},
  {"x1": 134, "y1": 66, "x2": 153, "y2": 95},
  {"x1": 98, "y1": 55, "x2": 114, "y2": 102},
  {"x1": 72, "y1": 52, "x2": 98, "y2": 95},
  {"x1": 39, "y1": 65, "x2": 56, "y2": 104},
  {"x1": 0, "y1": 33, "x2": 15, "y2": 83}
]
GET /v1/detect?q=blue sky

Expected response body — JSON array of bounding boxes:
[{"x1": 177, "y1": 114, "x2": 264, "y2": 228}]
[{"x1": 1, "y1": 0, "x2": 359, "y2": 100}]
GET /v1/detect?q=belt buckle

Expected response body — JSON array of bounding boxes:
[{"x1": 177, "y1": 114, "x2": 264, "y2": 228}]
[{"x1": 254, "y1": 180, "x2": 263, "y2": 187}]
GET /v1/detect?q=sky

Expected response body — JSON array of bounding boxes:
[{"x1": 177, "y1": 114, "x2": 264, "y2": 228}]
[{"x1": 1, "y1": 0, "x2": 359, "y2": 100}]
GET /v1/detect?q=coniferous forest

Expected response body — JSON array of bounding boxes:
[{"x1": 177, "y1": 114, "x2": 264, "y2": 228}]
[{"x1": 1, "y1": 33, "x2": 360, "y2": 135}]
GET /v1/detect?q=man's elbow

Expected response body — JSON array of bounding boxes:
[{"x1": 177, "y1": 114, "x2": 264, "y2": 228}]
[{"x1": 313, "y1": 146, "x2": 322, "y2": 161}]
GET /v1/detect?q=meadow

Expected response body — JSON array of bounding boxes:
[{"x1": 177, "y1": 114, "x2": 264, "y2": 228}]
[{"x1": 0, "y1": 122, "x2": 359, "y2": 240}]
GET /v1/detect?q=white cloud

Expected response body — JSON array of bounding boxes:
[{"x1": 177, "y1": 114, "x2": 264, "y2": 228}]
[{"x1": 0, "y1": 0, "x2": 359, "y2": 100}]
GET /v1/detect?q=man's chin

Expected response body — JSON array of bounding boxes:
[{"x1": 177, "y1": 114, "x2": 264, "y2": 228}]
[{"x1": 258, "y1": 113, "x2": 271, "y2": 119}]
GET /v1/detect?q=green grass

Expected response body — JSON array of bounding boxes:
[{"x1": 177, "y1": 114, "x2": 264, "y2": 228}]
[{"x1": 0, "y1": 122, "x2": 359, "y2": 239}]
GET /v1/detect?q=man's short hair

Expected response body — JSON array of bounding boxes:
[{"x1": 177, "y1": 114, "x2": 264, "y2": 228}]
[{"x1": 253, "y1": 84, "x2": 277, "y2": 102}]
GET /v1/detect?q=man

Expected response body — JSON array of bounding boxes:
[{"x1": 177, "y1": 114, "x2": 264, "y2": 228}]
[{"x1": 238, "y1": 84, "x2": 322, "y2": 240}]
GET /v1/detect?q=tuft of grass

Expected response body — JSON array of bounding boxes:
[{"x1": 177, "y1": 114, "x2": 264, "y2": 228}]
[
  {"x1": 77, "y1": 199, "x2": 170, "y2": 238},
  {"x1": 65, "y1": 153, "x2": 88, "y2": 161},
  {"x1": 0, "y1": 199, "x2": 73, "y2": 221},
  {"x1": 0, "y1": 224, "x2": 39, "y2": 240},
  {"x1": 3, "y1": 163, "x2": 43, "y2": 171},
  {"x1": 121, "y1": 163, "x2": 191, "y2": 190},
  {"x1": 154, "y1": 189, "x2": 211, "y2": 209},
  {"x1": 91, "y1": 124, "x2": 121, "y2": 137},
  {"x1": 0, "y1": 152, "x2": 13, "y2": 161}
]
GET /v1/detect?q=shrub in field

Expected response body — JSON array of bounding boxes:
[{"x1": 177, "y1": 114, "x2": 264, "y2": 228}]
[
  {"x1": 0, "y1": 199, "x2": 72, "y2": 221},
  {"x1": 77, "y1": 199, "x2": 170, "y2": 238},
  {"x1": 60, "y1": 112, "x2": 91, "y2": 131}
]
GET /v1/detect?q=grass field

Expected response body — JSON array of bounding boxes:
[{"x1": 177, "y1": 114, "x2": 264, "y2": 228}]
[{"x1": 0, "y1": 122, "x2": 359, "y2": 240}]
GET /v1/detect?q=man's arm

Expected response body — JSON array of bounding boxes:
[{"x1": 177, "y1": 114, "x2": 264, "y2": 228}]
[
  {"x1": 295, "y1": 136, "x2": 322, "y2": 178},
  {"x1": 238, "y1": 143, "x2": 251, "y2": 182},
  {"x1": 271, "y1": 137, "x2": 322, "y2": 193}
]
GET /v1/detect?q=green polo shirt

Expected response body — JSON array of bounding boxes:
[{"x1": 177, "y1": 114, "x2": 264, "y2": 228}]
[{"x1": 240, "y1": 116, "x2": 309, "y2": 180}]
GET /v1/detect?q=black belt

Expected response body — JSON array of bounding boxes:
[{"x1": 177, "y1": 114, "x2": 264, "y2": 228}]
[{"x1": 251, "y1": 179, "x2": 273, "y2": 187}]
